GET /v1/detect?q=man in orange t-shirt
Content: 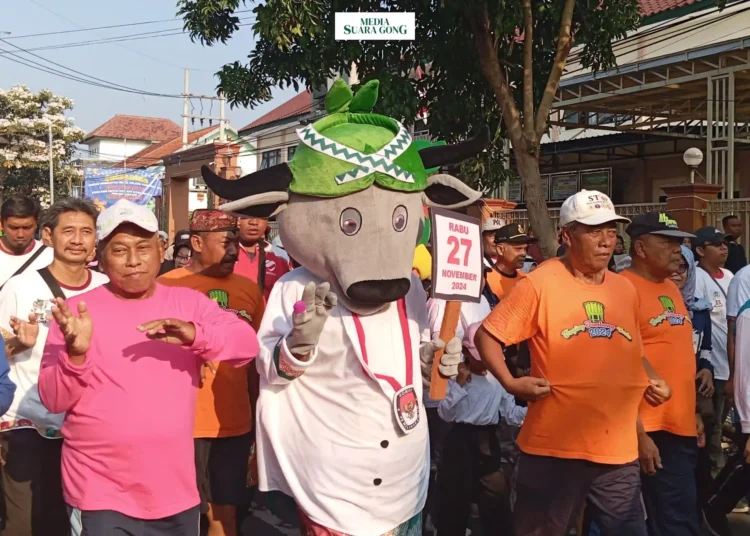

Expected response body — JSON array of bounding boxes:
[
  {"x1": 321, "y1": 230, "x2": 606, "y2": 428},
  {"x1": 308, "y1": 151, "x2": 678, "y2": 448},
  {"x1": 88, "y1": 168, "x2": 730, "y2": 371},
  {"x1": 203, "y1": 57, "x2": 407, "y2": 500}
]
[
  {"x1": 475, "y1": 190, "x2": 671, "y2": 536},
  {"x1": 621, "y1": 212, "x2": 700, "y2": 536},
  {"x1": 486, "y1": 222, "x2": 532, "y2": 301},
  {"x1": 158, "y1": 210, "x2": 264, "y2": 536}
]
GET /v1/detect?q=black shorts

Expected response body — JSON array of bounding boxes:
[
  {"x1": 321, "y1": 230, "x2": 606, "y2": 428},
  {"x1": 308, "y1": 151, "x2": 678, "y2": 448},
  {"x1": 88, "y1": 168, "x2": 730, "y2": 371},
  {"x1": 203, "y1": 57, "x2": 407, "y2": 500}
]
[
  {"x1": 73, "y1": 505, "x2": 199, "y2": 535},
  {"x1": 194, "y1": 432, "x2": 252, "y2": 513}
]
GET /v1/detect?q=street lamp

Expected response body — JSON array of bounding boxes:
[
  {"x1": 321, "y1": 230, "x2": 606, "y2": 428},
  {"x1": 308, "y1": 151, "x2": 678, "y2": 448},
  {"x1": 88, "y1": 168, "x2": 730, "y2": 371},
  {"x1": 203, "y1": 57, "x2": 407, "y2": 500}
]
[{"x1": 683, "y1": 147, "x2": 703, "y2": 184}]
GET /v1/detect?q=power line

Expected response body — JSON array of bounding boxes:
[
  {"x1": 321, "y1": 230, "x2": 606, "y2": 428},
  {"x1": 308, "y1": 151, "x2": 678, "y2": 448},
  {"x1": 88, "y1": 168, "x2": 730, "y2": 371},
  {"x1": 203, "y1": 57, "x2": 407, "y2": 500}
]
[
  {"x1": 0, "y1": 22, "x2": 254, "y2": 56},
  {"x1": 5, "y1": 10, "x2": 255, "y2": 40},
  {"x1": 0, "y1": 38, "x2": 183, "y2": 98}
]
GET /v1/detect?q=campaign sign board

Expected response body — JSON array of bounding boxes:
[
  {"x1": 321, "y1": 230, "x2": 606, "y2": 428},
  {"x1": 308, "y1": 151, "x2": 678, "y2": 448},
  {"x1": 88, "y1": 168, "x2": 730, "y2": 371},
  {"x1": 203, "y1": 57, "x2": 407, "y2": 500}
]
[
  {"x1": 84, "y1": 167, "x2": 163, "y2": 210},
  {"x1": 430, "y1": 208, "x2": 483, "y2": 303}
]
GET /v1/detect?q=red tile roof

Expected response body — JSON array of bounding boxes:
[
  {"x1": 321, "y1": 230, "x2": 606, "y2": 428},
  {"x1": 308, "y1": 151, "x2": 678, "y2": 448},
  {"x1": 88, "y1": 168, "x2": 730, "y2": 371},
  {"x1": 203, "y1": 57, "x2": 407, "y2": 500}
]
[
  {"x1": 84, "y1": 114, "x2": 182, "y2": 142},
  {"x1": 239, "y1": 90, "x2": 312, "y2": 132},
  {"x1": 113, "y1": 125, "x2": 218, "y2": 169},
  {"x1": 639, "y1": 0, "x2": 700, "y2": 17}
]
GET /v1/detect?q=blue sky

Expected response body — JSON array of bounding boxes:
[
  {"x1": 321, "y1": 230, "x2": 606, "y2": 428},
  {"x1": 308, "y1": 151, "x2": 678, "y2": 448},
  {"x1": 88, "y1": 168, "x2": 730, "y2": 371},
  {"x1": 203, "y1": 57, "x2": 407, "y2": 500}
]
[{"x1": 0, "y1": 0, "x2": 299, "y2": 134}]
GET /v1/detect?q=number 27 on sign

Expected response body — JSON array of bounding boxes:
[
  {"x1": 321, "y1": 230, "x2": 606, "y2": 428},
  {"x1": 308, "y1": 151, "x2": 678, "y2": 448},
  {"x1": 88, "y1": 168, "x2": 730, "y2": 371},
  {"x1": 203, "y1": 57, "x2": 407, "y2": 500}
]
[{"x1": 447, "y1": 235, "x2": 472, "y2": 266}]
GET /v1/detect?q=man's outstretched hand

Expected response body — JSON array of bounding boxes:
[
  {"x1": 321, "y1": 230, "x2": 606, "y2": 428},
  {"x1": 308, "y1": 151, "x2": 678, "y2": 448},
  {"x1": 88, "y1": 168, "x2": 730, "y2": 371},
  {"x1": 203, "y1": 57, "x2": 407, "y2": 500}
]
[
  {"x1": 48, "y1": 299, "x2": 93, "y2": 361},
  {"x1": 138, "y1": 319, "x2": 196, "y2": 346}
]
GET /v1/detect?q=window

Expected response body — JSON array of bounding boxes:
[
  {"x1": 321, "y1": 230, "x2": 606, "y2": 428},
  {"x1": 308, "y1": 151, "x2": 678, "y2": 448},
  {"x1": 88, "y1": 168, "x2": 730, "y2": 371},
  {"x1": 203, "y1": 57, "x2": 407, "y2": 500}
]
[
  {"x1": 192, "y1": 176, "x2": 207, "y2": 189},
  {"x1": 287, "y1": 145, "x2": 297, "y2": 161},
  {"x1": 260, "y1": 149, "x2": 281, "y2": 169}
]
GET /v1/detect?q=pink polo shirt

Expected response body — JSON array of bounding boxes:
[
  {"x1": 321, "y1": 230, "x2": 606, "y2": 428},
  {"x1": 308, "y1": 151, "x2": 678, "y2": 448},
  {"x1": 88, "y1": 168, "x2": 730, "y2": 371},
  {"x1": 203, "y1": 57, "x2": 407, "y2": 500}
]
[
  {"x1": 39, "y1": 284, "x2": 259, "y2": 519},
  {"x1": 234, "y1": 243, "x2": 290, "y2": 301}
]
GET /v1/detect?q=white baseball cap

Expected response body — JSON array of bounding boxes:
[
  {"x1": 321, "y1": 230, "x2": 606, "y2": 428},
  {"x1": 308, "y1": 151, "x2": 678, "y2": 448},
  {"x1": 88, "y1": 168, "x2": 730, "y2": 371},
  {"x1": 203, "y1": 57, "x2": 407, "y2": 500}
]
[
  {"x1": 483, "y1": 216, "x2": 507, "y2": 232},
  {"x1": 559, "y1": 190, "x2": 630, "y2": 227},
  {"x1": 97, "y1": 199, "x2": 159, "y2": 242}
]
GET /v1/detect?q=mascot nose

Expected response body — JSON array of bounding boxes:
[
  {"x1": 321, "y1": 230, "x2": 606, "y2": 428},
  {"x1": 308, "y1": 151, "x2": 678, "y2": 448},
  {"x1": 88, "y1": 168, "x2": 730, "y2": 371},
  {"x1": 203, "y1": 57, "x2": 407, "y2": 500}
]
[{"x1": 346, "y1": 279, "x2": 411, "y2": 304}]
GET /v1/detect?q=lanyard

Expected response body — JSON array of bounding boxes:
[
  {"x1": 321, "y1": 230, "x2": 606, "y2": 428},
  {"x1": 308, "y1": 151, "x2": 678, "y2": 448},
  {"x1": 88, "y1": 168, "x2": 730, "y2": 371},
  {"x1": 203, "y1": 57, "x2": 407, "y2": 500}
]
[{"x1": 351, "y1": 298, "x2": 413, "y2": 391}]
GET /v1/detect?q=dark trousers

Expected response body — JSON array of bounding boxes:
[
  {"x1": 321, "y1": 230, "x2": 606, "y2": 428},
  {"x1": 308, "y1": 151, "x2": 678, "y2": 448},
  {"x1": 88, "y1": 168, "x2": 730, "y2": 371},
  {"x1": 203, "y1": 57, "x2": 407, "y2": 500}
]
[
  {"x1": 709, "y1": 380, "x2": 728, "y2": 472},
  {"x1": 75, "y1": 505, "x2": 200, "y2": 536},
  {"x1": 705, "y1": 433, "x2": 750, "y2": 535},
  {"x1": 437, "y1": 423, "x2": 512, "y2": 536},
  {"x1": 424, "y1": 407, "x2": 452, "y2": 529},
  {"x1": 0, "y1": 429, "x2": 69, "y2": 536},
  {"x1": 640, "y1": 431, "x2": 700, "y2": 536},
  {"x1": 513, "y1": 453, "x2": 647, "y2": 536}
]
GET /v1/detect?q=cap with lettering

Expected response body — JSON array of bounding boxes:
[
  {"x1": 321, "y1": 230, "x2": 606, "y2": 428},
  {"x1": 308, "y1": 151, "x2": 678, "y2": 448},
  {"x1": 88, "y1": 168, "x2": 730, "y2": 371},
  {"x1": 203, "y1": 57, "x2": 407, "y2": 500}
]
[
  {"x1": 482, "y1": 216, "x2": 506, "y2": 233},
  {"x1": 495, "y1": 222, "x2": 537, "y2": 244},
  {"x1": 626, "y1": 212, "x2": 695, "y2": 239},
  {"x1": 96, "y1": 199, "x2": 159, "y2": 243},
  {"x1": 559, "y1": 190, "x2": 630, "y2": 227},
  {"x1": 173, "y1": 229, "x2": 191, "y2": 248}
]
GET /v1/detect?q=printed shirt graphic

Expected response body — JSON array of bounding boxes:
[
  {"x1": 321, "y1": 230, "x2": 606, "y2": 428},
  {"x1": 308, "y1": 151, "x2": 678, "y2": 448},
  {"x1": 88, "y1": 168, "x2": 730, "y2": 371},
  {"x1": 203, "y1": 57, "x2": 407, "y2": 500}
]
[
  {"x1": 482, "y1": 258, "x2": 649, "y2": 464},
  {"x1": 158, "y1": 268, "x2": 265, "y2": 438},
  {"x1": 621, "y1": 272, "x2": 696, "y2": 437}
]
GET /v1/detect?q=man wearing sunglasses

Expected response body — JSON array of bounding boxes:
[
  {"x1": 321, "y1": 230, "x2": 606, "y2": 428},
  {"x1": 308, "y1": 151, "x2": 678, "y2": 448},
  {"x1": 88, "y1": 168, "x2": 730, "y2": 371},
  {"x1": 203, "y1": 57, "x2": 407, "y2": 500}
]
[
  {"x1": 622, "y1": 212, "x2": 699, "y2": 535},
  {"x1": 693, "y1": 226, "x2": 734, "y2": 476}
]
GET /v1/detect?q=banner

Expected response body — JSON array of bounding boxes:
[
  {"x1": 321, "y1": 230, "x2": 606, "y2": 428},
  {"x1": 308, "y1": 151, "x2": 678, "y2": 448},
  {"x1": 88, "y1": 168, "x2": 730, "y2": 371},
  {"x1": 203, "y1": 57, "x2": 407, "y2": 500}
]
[{"x1": 84, "y1": 167, "x2": 162, "y2": 211}]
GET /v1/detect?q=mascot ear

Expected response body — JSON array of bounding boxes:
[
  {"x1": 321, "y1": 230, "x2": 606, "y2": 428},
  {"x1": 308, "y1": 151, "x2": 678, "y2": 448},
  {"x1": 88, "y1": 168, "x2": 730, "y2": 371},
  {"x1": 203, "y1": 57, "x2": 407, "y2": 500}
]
[
  {"x1": 422, "y1": 174, "x2": 482, "y2": 209},
  {"x1": 201, "y1": 164, "x2": 291, "y2": 218}
]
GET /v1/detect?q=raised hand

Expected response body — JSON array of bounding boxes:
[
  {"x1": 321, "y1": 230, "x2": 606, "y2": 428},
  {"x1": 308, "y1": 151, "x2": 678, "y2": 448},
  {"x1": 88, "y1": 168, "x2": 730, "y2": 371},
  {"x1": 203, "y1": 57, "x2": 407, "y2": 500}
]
[
  {"x1": 138, "y1": 319, "x2": 196, "y2": 346},
  {"x1": 286, "y1": 282, "x2": 337, "y2": 360},
  {"x1": 48, "y1": 298, "x2": 92, "y2": 357},
  {"x1": 9, "y1": 313, "x2": 39, "y2": 349}
]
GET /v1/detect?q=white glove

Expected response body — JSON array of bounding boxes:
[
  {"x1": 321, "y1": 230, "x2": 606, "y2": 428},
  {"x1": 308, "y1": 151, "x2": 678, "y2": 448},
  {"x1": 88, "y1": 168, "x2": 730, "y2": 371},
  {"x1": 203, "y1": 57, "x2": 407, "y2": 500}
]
[
  {"x1": 286, "y1": 282, "x2": 337, "y2": 357},
  {"x1": 420, "y1": 337, "x2": 462, "y2": 387}
]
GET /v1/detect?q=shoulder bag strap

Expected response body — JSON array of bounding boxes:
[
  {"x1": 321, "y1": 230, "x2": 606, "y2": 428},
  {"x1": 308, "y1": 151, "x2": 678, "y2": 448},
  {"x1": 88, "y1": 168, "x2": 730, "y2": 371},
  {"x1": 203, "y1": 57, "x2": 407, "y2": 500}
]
[
  {"x1": 0, "y1": 245, "x2": 48, "y2": 292},
  {"x1": 700, "y1": 266, "x2": 728, "y2": 300},
  {"x1": 37, "y1": 266, "x2": 66, "y2": 300}
]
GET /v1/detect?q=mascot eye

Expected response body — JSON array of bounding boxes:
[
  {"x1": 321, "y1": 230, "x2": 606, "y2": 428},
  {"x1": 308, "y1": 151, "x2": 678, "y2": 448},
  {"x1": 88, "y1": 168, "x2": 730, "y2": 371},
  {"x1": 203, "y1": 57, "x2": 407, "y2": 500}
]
[
  {"x1": 340, "y1": 208, "x2": 362, "y2": 236},
  {"x1": 392, "y1": 206, "x2": 408, "y2": 232}
]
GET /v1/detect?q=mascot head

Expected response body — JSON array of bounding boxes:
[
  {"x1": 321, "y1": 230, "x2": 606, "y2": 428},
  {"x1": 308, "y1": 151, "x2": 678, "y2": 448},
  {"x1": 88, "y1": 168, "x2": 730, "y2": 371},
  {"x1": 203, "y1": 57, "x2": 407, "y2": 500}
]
[{"x1": 202, "y1": 79, "x2": 485, "y2": 315}]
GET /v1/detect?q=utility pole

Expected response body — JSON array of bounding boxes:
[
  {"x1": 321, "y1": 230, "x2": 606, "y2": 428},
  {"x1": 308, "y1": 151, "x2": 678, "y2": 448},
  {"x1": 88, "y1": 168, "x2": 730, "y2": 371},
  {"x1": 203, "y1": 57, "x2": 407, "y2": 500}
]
[
  {"x1": 48, "y1": 123, "x2": 54, "y2": 205},
  {"x1": 181, "y1": 69, "x2": 229, "y2": 149},
  {"x1": 182, "y1": 69, "x2": 190, "y2": 150}
]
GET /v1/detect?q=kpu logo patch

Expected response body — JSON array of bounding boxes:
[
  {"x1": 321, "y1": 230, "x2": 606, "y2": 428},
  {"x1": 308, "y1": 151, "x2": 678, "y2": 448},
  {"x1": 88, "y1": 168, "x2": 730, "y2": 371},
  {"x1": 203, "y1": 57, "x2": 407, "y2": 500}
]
[{"x1": 561, "y1": 301, "x2": 632, "y2": 341}]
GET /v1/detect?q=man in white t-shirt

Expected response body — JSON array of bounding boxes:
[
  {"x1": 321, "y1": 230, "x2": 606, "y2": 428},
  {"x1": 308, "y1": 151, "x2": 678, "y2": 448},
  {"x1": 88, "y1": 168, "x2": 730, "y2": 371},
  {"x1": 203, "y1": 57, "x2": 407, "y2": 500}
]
[
  {"x1": 0, "y1": 195, "x2": 54, "y2": 288},
  {"x1": 0, "y1": 197, "x2": 108, "y2": 535},
  {"x1": 704, "y1": 264, "x2": 750, "y2": 535},
  {"x1": 693, "y1": 226, "x2": 734, "y2": 474}
]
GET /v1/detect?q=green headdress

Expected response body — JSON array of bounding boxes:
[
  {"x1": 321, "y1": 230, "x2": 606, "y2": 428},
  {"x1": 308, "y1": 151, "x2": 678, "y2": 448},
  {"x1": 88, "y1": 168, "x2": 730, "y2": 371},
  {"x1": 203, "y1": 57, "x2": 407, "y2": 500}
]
[{"x1": 288, "y1": 79, "x2": 444, "y2": 198}]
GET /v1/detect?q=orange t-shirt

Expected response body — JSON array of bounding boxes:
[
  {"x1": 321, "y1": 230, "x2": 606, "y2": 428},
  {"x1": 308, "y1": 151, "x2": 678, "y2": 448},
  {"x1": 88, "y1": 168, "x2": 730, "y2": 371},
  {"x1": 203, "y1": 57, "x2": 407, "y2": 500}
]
[
  {"x1": 621, "y1": 271, "x2": 697, "y2": 437},
  {"x1": 158, "y1": 268, "x2": 265, "y2": 438},
  {"x1": 486, "y1": 267, "x2": 527, "y2": 300},
  {"x1": 482, "y1": 258, "x2": 649, "y2": 464}
]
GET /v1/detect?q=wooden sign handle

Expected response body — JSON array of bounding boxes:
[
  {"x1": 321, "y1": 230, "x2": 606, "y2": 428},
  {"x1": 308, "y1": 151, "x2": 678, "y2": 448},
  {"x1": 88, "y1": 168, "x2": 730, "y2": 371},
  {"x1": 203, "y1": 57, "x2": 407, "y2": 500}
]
[{"x1": 429, "y1": 300, "x2": 462, "y2": 400}]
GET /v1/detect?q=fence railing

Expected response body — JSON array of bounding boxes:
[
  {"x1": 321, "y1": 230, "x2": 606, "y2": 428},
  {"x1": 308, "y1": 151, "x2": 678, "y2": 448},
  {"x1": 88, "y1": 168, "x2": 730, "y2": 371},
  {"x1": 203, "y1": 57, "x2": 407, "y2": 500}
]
[{"x1": 707, "y1": 198, "x2": 750, "y2": 241}]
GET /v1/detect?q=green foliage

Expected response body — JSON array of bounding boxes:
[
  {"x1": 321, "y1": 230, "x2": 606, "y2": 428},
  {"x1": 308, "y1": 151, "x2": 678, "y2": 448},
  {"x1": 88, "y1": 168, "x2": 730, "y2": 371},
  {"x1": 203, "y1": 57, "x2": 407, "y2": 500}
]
[{"x1": 179, "y1": 0, "x2": 641, "y2": 191}]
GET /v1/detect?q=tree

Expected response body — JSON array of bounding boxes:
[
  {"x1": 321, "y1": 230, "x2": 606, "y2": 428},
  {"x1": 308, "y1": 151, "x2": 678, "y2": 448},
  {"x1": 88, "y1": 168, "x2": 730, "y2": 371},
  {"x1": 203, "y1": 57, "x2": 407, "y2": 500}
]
[
  {"x1": 0, "y1": 85, "x2": 85, "y2": 207},
  {"x1": 179, "y1": 0, "x2": 641, "y2": 258}
]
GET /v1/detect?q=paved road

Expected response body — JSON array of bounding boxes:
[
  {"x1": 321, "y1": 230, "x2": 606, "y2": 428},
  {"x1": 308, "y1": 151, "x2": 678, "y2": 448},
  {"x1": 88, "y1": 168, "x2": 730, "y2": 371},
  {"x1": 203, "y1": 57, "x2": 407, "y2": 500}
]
[{"x1": 238, "y1": 495, "x2": 750, "y2": 535}]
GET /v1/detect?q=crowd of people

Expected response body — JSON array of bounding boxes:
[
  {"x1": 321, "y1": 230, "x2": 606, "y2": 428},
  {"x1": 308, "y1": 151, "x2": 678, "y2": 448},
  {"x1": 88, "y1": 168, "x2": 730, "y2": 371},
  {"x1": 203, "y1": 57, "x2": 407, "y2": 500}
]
[{"x1": 0, "y1": 185, "x2": 749, "y2": 536}]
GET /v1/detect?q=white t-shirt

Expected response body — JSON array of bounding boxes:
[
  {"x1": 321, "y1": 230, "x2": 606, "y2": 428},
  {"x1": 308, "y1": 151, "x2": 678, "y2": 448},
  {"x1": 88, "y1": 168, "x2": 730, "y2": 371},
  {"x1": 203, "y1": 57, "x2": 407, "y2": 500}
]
[
  {"x1": 728, "y1": 265, "x2": 750, "y2": 433},
  {"x1": 0, "y1": 241, "x2": 54, "y2": 287},
  {"x1": 0, "y1": 268, "x2": 109, "y2": 437},
  {"x1": 695, "y1": 267, "x2": 734, "y2": 380}
]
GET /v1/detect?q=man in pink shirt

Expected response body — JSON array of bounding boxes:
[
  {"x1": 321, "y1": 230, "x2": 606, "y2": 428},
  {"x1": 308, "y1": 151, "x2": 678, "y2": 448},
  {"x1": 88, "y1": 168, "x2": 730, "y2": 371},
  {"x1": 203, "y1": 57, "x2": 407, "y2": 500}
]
[
  {"x1": 234, "y1": 216, "x2": 290, "y2": 301},
  {"x1": 38, "y1": 199, "x2": 259, "y2": 535}
]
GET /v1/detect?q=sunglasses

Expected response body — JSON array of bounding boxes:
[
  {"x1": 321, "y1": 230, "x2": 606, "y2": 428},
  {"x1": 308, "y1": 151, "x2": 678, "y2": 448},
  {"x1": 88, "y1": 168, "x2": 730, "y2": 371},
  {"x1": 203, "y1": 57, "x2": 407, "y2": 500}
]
[{"x1": 701, "y1": 240, "x2": 728, "y2": 248}]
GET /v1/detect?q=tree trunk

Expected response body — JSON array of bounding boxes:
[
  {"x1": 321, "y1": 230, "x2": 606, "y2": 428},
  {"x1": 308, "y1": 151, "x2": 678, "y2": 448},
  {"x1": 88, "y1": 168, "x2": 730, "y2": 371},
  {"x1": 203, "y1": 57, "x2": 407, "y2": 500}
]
[{"x1": 515, "y1": 149, "x2": 557, "y2": 259}]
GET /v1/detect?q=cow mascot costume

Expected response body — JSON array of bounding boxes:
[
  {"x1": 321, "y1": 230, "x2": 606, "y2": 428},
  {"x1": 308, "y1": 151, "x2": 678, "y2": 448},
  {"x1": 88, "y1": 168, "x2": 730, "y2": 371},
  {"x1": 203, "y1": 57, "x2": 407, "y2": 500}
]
[{"x1": 202, "y1": 79, "x2": 486, "y2": 535}]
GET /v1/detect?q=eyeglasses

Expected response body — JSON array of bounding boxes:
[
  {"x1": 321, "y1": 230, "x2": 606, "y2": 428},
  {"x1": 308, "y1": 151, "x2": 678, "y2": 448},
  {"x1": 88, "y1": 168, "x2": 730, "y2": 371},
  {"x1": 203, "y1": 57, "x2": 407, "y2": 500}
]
[
  {"x1": 176, "y1": 254, "x2": 191, "y2": 261},
  {"x1": 675, "y1": 263, "x2": 687, "y2": 275}
]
